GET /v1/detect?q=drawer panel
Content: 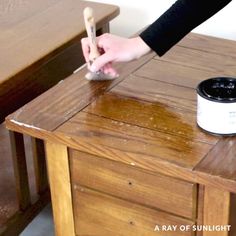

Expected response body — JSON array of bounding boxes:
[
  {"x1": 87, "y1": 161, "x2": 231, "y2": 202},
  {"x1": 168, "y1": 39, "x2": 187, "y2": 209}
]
[
  {"x1": 70, "y1": 150, "x2": 197, "y2": 219},
  {"x1": 73, "y1": 185, "x2": 194, "y2": 236}
]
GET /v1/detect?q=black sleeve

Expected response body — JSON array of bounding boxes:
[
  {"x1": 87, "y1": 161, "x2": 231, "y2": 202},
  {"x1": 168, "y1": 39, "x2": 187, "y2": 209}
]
[{"x1": 139, "y1": 0, "x2": 232, "y2": 56}]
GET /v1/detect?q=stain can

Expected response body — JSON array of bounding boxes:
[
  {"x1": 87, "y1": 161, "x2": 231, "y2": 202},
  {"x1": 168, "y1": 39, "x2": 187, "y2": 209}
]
[{"x1": 196, "y1": 77, "x2": 236, "y2": 135}]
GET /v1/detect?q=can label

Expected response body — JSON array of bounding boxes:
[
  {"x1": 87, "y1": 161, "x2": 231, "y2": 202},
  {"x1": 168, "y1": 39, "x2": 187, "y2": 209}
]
[{"x1": 197, "y1": 95, "x2": 236, "y2": 134}]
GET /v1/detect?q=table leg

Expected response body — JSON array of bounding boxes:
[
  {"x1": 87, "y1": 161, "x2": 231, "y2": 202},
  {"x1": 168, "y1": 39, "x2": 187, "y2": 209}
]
[
  {"x1": 32, "y1": 138, "x2": 48, "y2": 195},
  {"x1": 203, "y1": 186, "x2": 230, "y2": 236},
  {"x1": 9, "y1": 131, "x2": 31, "y2": 211},
  {"x1": 45, "y1": 141, "x2": 75, "y2": 236}
]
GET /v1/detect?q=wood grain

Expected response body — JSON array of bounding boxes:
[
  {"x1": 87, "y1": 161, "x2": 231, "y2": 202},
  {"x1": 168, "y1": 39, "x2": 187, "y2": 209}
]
[
  {"x1": 5, "y1": 51, "x2": 155, "y2": 133},
  {"x1": 45, "y1": 141, "x2": 75, "y2": 236},
  {"x1": 84, "y1": 93, "x2": 218, "y2": 144},
  {"x1": 9, "y1": 131, "x2": 31, "y2": 211},
  {"x1": 70, "y1": 150, "x2": 196, "y2": 219},
  {"x1": 157, "y1": 45, "x2": 236, "y2": 77},
  {"x1": 134, "y1": 58, "x2": 220, "y2": 89},
  {"x1": 31, "y1": 138, "x2": 48, "y2": 195},
  {"x1": 194, "y1": 137, "x2": 236, "y2": 193},
  {"x1": 112, "y1": 74, "x2": 197, "y2": 112},
  {"x1": 179, "y1": 33, "x2": 236, "y2": 57},
  {"x1": 73, "y1": 185, "x2": 194, "y2": 236},
  {"x1": 203, "y1": 186, "x2": 230, "y2": 236},
  {"x1": 57, "y1": 111, "x2": 212, "y2": 169}
]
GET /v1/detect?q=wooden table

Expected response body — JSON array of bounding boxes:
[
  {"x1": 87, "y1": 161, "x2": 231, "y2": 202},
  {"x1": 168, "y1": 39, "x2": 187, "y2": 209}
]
[
  {"x1": 0, "y1": 0, "x2": 119, "y2": 121},
  {"x1": 0, "y1": 1, "x2": 119, "y2": 235},
  {"x1": 5, "y1": 33, "x2": 236, "y2": 236}
]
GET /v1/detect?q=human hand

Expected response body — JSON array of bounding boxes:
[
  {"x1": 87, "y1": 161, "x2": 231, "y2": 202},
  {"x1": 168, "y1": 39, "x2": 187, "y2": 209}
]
[{"x1": 81, "y1": 33, "x2": 151, "y2": 76}]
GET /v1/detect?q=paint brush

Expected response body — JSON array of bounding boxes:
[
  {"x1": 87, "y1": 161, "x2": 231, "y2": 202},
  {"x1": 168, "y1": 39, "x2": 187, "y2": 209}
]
[{"x1": 78, "y1": 7, "x2": 118, "y2": 81}]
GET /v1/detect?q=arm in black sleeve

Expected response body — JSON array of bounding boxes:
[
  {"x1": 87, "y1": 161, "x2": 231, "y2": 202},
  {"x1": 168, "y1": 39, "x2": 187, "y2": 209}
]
[{"x1": 140, "y1": 0, "x2": 232, "y2": 56}]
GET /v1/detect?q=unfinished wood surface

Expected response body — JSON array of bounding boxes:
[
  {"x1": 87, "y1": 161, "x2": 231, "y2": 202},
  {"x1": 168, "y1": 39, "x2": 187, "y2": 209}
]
[
  {"x1": 73, "y1": 185, "x2": 194, "y2": 236},
  {"x1": 84, "y1": 93, "x2": 218, "y2": 145},
  {"x1": 9, "y1": 131, "x2": 31, "y2": 211},
  {"x1": 31, "y1": 138, "x2": 48, "y2": 195},
  {"x1": 203, "y1": 186, "x2": 230, "y2": 236},
  {"x1": 179, "y1": 33, "x2": 236, "y2": 57},
  {"x1": 157, "y1": 46, "x2": 236, "y2": 77},
  {"x1": 5, "y1": 51, "x2": 155, "y2": 134},
  {"x1": 134, "y1": 58, "x2": 220, "y2": 89},
  {"x1": 45, "y1": 141, "x2": 75, "y2": 236},
  {"x1": 70, "y1": 150, "x2": 196, "y2": 219}
]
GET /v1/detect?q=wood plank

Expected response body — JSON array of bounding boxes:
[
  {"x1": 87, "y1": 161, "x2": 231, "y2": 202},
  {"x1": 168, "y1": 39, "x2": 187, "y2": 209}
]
[
  {"x1": 179, "y1": 33, "x2": 236, "y2": 57},
  {"x1": 112, "y1": 74, "x2": 197, "y2": 112},
  {"x1": 194, "y1": 137, "x2": 236, "y2": 193},
  {"x1": 5, "y1": 51, "x2": 155, "y2": 134},
  {"x1": 56, "y1": 111, "x2": 212, "y2": 169},
  {"x1": 84, "y1": 93, "x2": 218, "y2": 145},
  {"x1": 134, "y1": 59, "x2": 221, "y2": 89},
  {"x1": 156, "y1": 45, "x2": 236, "y2": 77},
  {"x1": 229, "y1": 193, "x2": 236, "y2": 236},
  {"x1": 0, "y1": 124, "x2": 18, "y2": 227},
  {"x1": 9, "y1": 131, "x2": 31, "y2": 211},
  {"x1": 0, "y1": 0, "x2": 119, "y2": 84},
  {"x1": 196, "y1": 185, "x2": 204, "y2": 236},
  {"x1": 31, "y1": 138, "x2": 48, "y2": 195},
  {"x1": 203, "y1": 186, "x2": 230, "y2": 236},
  {"x1": 45, "y1": 141, "x2": 75, "y2": 236},
  {"x1": 70, "y1": 150, "x2": 197, "y2": 219},
  {"x1": 73, "y1": 185, "x2": 194, "y2": 236}
]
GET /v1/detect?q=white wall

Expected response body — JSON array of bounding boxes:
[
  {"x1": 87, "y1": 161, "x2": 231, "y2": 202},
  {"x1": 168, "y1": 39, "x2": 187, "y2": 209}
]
[{"x1": 88, "y1": 0, "x2": 236, "y2": 40}]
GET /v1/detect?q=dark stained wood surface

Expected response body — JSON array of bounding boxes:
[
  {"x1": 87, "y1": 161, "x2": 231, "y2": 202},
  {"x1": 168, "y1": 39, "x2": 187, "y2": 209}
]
[{"x1": 5, "y1": 33, "x2": 236, "y2": 193}]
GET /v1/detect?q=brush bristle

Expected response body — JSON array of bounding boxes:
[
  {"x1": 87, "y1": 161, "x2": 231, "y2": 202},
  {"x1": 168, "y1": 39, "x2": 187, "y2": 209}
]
[{"x1": 85, "y1": 71, "x2": 118, "y2": 81}]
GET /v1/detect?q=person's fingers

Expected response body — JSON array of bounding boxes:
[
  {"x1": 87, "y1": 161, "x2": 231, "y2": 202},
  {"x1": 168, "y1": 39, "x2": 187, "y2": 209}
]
[
  {"x1": 102, "y1": 62, "x2": 118, "y2": 76},
  {"x1": 81, "y1": 38, "x2": 90, "y2": 63},
  {"x1": 90, "y1": 52, "x2": 114, "y2": 72},
  {"x1": 105, "y1": 66, "x2": 119, "y2": 77}
]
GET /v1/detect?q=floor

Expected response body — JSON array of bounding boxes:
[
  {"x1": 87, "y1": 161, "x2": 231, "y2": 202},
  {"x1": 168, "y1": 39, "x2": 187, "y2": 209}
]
[{"x1": 20, "y1": 204, "x2": 54, "y2": 236}]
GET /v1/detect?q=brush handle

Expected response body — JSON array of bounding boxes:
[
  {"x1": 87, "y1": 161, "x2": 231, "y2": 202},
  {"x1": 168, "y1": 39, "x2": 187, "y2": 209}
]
[{"x1": 83, "y1": 7, "x2": 100, "y2": 62}]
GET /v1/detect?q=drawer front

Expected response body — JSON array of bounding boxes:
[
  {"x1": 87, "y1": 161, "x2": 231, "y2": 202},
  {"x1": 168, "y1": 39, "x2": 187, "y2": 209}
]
[
  {"x1": 73, "y1": 185, "x2": 194, "y2": 236},
  {"x1": 70, "y1": 150, "x2": 197, "y2": 219}
]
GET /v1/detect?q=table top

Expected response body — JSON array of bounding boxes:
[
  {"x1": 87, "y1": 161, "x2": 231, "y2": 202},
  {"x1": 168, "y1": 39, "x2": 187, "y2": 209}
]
[
  {"x1": 6, "y1": 33, "x2": 236, "y2": 193},
  {"x1": 0, "y1": 0, "x2": 119, "y2": 84}
]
